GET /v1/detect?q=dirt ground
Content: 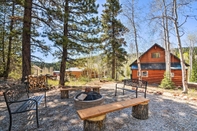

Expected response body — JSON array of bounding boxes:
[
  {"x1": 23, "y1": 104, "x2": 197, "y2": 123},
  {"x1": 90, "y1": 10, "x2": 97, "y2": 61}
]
[{"x1": 1, "y1": 81, "x2": 197, "y2": 131}]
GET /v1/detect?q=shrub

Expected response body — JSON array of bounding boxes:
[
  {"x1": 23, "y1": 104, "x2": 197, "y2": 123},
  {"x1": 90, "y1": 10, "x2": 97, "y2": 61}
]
[
  {"x1": 190, "y1": 60, "x2": 197, "y2": 82},
  {"x1": 159, "y1": 72, "x2": 175, "y2": 89},
  {"x1": 78, "y1": 76, "x2": 90, "y2": 82}
]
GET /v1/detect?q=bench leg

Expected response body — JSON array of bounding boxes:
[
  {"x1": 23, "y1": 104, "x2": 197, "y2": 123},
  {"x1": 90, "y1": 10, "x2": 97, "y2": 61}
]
[
  {"x1": 84, "y1": 114, "x2": 106, "y2": 131},
  {"x1": 132, "y1": 102, "x2": 149, "y2": 120},
  {"x1": 123, "y1": 85, "x2": 125, "y2": 95},
  {"x1": 144, "y1": 89, "x2": 147, "y2": 98},
  {"x1": 136, "y1": 90, "x2": 138, "y2": 98},
  {"x1": 61, "y1": 90, "x2": 69, "y2": 99},
  {"x1": 45, "y1": 91, "x2": 47, "y2": 107},
  {"x1": 36, "y1": 107, "x2": 39, "y2": 128},
  {"x1": 115, "y1": 85, "x2": 117, "y2": 96},
  {"x1": 9, "y1": 114, "x2": 12, "y2": 131}
]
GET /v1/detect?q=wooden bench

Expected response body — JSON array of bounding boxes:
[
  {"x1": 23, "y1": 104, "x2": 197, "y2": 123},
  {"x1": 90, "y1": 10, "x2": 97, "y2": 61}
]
[
  {"x1": 3, "y1": 84, "x2": 46, "y2": 131},
  {"x1": 115, "y1": 79, "x2": 148, "y2": 98},
  {"x1": 60, "y1": 86, "x2": 101, "y2": 99},
  {"x1": 77, "y1": 97, "x2": 149, "y2": 131}
]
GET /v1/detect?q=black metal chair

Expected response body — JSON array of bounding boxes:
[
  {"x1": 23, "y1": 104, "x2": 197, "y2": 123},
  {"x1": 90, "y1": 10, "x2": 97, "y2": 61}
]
[
  {"x1": 3, "y1": 84, "x2": 44, "y2": 131},
  {"x1": 115, "y1": 79, "x2": 147, "y2": 98}
]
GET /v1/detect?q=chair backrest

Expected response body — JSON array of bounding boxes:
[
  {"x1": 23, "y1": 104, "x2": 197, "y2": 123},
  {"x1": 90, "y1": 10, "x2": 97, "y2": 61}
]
[
  {"x1": 138, "y1": 80, "x2": 148, "y2": 89},
  {"x1": 123, "y1": 79, "x2": 147, "y2": 89},
  {"x1": 3, "y1": 84, "x2": 27, "y2": 105}
]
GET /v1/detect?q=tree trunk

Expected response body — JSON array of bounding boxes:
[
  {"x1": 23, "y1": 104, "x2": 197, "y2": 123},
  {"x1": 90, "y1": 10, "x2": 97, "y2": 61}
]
[
  {"x1": 162, "y1": 0, "x2": 171, "y2": 79},
  {"x1": 112, "y1": 19, "x2": 116, "y2": 80},
  {"x1": 1, "y1": 3, "x2": 6, "y2": 77},
  {"x1": 59, "y1": 0, "x2": 68, "y2": 86},
  {"x1": 84, "y1": 115, "x2": 106, "y2": 131},
  {"x1": 22, "y1": 0, "x2": 32, "y2": 82},
  {"x1": 131, "y1": 0, "x2": 141, "y2": 81},
  {"x1": 112, "y1": 53, "x2": 116, "y2": 79},
  {"x1": 123, "y1": 0, "x2": 141, "y2": 80},
  {"x1": 173, "y1": 0, "x2": 188, "y2": 93},
  {"x1": 60, "y1": 48, "x2": 67, "y2": 85},
  {"x1": 4, "y1": 2, "x2": 15, "y2": 80},
  {"x1": 132, "y1": 102, "x2": 149, "y2": 120}
]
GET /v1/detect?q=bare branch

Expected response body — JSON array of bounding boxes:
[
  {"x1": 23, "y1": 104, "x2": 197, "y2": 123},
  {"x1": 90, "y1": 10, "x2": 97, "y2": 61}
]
[{"x1": 178, "y1": 15, "x2": 189, "y2": 28}]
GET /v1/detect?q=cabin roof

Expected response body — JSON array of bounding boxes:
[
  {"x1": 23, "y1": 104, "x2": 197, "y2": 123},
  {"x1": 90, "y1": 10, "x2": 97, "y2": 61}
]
[
  {"x1": 66, "y1": 67, "x2": 84, "y2": 72},
  {"x1": 131, "y1": 63, "x2": 184, "y2": 70},
  {"x1": 130, "y1": 43, "x2": 189, "y2": 67}
]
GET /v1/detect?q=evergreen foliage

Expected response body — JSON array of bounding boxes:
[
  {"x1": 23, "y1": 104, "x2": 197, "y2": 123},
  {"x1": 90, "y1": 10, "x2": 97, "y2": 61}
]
[
  {"x1": 0, "y1": 1, "x2": 23, "y2": 78},
  {"x1": 46, "y1": 0, "x2": 100, "y2": 57},
  {"x1": 159, "y1": 72, "x2": 175, "y2": 89},
  {"x1": 190, "y1": 59, "x2": 197, "y2": 82},
  {"x1": 44, "y1": 0, "x2": 100, "y2": 85},
  {"x1": 101, "y1": 0, "x2": 128, "y2": 80}
]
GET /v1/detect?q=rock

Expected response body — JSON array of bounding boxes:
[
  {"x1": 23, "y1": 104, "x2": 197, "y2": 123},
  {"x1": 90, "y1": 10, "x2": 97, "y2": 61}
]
[
  {"x1": 173, "y1": 93, "x2": 179, "y2": 96},
  {"x1": 189, "y1": 97, "x2": 197, "y2": 101},
  {"x1": 179, "y1": 94, "x2": 184, "y2": 97},
  {"x1": 156, "y1": 91, "x2": 163, "y2": 95},
  {"x1": 148, "y1": 91, "x2": 153, "y2": 93},
  {"x1": 163, "y1": 92, "x2": 173, "y2": 97},
  {"x1": 182, "y1": 96, "x2": 188, "y2": 100}
]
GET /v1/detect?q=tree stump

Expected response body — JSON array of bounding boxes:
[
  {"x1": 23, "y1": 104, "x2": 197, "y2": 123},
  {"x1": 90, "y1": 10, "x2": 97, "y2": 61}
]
[
  {"x1": 60, "y1": 90, "x2": 69, "y2": 99},
  {"x1": 132, "y1": 101, "x2": 149, "y2": 120},
  {"x1": 84, "y1": 114, "x2": 106, "y2": 131}
]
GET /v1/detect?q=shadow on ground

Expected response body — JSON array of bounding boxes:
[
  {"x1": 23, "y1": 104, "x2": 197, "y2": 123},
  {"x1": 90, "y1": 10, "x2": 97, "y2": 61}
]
[{"x1": 0, "y1": 84, "x2": 197, "y2": 131}]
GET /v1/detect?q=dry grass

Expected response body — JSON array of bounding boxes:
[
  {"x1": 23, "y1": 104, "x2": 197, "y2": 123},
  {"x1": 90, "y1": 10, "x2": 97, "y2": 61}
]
[
  {"x1": 47, "y1": 79, "x2": 89, "y2": 86},
  {"x1": 147, "y1": 84, "x2": 197, "y2": 99}
]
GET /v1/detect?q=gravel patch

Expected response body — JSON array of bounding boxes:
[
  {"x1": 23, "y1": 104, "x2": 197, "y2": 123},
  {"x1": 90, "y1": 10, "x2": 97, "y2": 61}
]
[{"x1": 0, "y1": 83, "x2": 197, "y2": 131}]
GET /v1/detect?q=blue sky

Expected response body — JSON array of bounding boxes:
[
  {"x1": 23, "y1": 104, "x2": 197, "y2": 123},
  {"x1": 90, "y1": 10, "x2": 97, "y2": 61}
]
[
  {"x1": 33, "y1": 0, "x2": 197, "y2": 63},
  {"x1": 33, "y1": 0, "x2": 107, "y2": 63}
]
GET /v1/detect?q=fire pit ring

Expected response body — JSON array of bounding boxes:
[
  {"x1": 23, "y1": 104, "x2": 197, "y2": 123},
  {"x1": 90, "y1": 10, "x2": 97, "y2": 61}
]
[{"x1": 74, "y1": 91, "x2": 104, "y2": 110}]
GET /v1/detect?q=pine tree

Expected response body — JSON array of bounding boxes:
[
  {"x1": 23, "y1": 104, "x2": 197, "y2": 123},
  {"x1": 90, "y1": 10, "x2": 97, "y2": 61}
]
[
  {"x1": 0, "y1": 1, "x2": 7, "y2": 76},
  {"x1": 21, "y1": 0, "x2": 55, "y2": 81},
  {"x1": 101, "y1": 0, "x2": 128, "y2": 80},
  {"x1": 46, "y1": 0, "x2": 100, "y2": 85},
  {"x1": 0, "y1": 1, "x2": 23, "y2": 79}
]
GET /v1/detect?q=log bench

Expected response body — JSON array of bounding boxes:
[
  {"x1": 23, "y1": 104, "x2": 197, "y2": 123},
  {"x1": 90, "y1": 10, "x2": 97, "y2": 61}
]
[
  {"x1": 60, "y1": 86, "x2": 101, "y2": 99},
  {"x1": 3, "y1": 84, "x2": 46, "y2": 131},
  {"x1": 115, "y1": 79, "x2": 147, "y2": 98},
  {"x1": 77, "y1": 97, "x2": 149, "y2": 131}
]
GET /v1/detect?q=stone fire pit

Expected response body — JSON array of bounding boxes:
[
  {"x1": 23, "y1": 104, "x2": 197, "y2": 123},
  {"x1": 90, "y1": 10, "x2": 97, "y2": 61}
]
[{"x1": 74, "y1": 90, "x2": 104, "y2": 110}]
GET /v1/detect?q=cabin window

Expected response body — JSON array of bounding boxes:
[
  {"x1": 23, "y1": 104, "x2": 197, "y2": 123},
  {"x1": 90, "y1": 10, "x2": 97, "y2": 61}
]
[
  {"x1": 171, "y1": 72, "x2": 174, "y2": 77},
  {"x1": 137, "y1": 71, "x2": 148, "y2": 77},
  {"x1": 151, "y1": 52, "x2": 160, "y2": 58}
]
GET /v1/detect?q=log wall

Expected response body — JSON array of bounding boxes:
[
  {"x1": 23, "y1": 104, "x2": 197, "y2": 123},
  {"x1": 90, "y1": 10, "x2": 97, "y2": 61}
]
[
  {"x1": 139, "y1": 44, "x2": 180, "y2": 63},
  {"x1": 132, "y1": 69, "x2": 185, "y2": 86}
]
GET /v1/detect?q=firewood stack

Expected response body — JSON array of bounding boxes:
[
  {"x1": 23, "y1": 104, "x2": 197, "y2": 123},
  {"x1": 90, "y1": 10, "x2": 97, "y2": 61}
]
[
  {"x1": 27, "y1": 75, "x2": 48, "y2": 91},
  {"x1": 38, "y1": 75, "x2": 47, "y2": 89}
]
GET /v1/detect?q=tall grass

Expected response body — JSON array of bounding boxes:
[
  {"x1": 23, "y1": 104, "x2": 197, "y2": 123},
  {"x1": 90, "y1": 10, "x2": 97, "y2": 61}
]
[{"x1": 47, "y1": 79, "x2": 89, "y2": 86}]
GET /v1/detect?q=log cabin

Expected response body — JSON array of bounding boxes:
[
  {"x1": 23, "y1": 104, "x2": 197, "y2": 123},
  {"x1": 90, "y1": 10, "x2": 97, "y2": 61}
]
[{"x1": 130, "y1": 43, "x2": 189, "y2": 86}]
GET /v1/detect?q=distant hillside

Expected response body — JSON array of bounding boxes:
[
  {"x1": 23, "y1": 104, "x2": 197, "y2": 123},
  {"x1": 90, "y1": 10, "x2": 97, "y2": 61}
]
[
  {"x1": 32, "y1": 46, "x2": 197, "y2": 71},
  {"x1": 32, "y1": 61, "x2": 61, "y2": 71}
]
